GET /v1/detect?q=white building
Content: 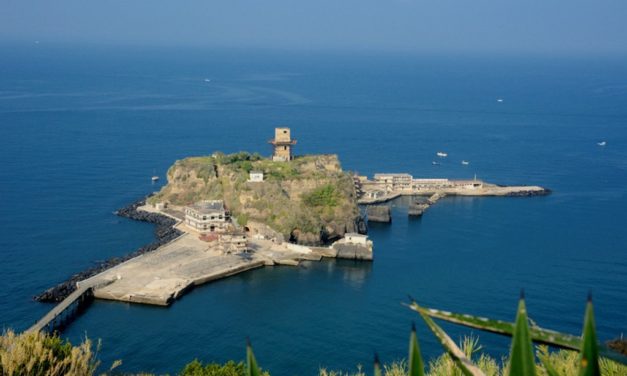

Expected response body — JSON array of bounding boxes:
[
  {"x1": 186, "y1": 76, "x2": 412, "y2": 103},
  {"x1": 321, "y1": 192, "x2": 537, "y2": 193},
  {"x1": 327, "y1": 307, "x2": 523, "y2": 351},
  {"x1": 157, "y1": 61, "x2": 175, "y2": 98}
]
[
  {"x1": 249, "y1": 171, "x2": 264, "y2": 182},
  {"x1": 184, "y1": 200, "x2": 229, "y2": 233},
  {"x1": 344, "y1": 233, "x2": 369, "y2": 245},
  {"x1": 373, "y1": 173, "x2": 413, "y2": 191}
]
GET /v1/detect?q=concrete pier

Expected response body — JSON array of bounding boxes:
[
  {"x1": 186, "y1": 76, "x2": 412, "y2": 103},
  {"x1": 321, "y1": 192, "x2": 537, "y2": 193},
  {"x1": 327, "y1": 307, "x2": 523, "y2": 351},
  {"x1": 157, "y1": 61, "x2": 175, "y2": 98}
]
[
  {"x1": 358, "y1": 175, "x2": 549, "y2": 205},
  {"x1": 71, "y1": 229, "x2": 372, "y2": 307},
  {"x1": 86, "y1": 234, "x2": 266, "y2": 306}
]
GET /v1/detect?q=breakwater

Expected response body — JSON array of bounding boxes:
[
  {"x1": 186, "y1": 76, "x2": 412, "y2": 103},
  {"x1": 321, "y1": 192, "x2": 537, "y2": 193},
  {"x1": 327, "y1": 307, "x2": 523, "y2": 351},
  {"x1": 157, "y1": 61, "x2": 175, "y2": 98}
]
[{"x1": 34, "y1": 198, "x2": 182, "y2": 303}]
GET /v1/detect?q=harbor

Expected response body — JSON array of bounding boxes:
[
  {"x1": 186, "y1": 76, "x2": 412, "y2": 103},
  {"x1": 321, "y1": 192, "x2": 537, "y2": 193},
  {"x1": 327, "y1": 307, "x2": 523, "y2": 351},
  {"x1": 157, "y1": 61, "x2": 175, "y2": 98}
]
[
  {"x1": 356, "y1": 173, "x2": 549, "y2": 205},
  {"x1": 356, "y1": 173, "x2": 549, "y2": 222}
]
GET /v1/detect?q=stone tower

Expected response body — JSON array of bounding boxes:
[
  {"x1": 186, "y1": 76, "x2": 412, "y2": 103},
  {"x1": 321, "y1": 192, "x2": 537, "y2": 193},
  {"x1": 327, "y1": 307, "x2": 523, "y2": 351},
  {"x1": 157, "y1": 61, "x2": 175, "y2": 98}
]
[{"x1": 269, "y1": 127, "x2": 297, "y2": 161}]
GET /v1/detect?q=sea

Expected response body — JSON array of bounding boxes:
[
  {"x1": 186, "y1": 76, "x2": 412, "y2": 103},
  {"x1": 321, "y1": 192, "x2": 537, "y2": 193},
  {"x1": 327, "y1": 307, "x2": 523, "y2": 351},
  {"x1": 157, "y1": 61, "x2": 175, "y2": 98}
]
[{"x1": 1, "y1": 44, "x2": 626, "y2": 375}]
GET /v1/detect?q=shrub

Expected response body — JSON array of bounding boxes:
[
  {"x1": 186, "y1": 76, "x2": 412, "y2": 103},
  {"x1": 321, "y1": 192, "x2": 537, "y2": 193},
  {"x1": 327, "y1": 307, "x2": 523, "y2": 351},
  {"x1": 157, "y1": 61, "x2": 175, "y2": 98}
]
[
  {"x1": 0, "y1": 329, "x2": 98, "y2": 376},
  {"x1": 180, "y1": 359, "x2": 247, "y2": 376},
  {"x1": 302, "y1": 185, "x2": 339, "y2": 207}
]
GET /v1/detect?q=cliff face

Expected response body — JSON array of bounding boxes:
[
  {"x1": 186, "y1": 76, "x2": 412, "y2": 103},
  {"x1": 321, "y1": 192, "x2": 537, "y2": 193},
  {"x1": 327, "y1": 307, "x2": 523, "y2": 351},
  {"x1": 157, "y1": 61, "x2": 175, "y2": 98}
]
[{"x1": 150, "y1": 152, "x2": 364, "y2": 245}]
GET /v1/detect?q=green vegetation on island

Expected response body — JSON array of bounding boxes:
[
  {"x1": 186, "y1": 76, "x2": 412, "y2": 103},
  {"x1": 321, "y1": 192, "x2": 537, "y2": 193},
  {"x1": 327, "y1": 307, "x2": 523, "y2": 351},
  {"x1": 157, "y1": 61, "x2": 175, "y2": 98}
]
[{"x1": 149, "y1": 152, "x2": 362, "y2": 244}]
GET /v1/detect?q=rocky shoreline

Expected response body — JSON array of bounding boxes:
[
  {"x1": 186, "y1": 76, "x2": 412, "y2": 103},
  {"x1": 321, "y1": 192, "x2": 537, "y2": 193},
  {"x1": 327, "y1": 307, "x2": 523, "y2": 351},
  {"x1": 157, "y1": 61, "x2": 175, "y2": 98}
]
[{"x1": 33, "y1": 198, "x2": 182, "y2": 303}]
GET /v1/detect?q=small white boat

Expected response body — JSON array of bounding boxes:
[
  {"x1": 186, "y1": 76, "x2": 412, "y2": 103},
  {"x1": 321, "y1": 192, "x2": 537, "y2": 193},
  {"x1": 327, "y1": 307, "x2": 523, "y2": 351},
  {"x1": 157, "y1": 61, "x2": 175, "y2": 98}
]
[
  {"x1": 432, "y1": 161, "x2": 440, "y2": 166},
  {"x1": 461, "y1": 160, "x2": 470, "y2": 165},
  {"x1": 436, "y1": 152, "x2": 448, "y2": 158},
  {"x1": 497, "y1": 98, "x2": 504, "y2": 102},
  {"x1": 597, "y1": 141, "x2": 606, "y2": 146},
  {"x1": 204, "y1": 78, "x2": 211, "y2": 82},
  {"x1": 151, "y1": 176, "x2": 159, "y2": 182}
]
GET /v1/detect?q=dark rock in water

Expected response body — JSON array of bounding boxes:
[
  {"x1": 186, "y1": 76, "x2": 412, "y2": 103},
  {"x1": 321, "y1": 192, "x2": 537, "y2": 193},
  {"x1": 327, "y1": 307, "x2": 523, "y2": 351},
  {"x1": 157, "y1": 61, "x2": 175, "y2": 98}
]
[
  {"x1": 607, "y1": 338, "x2": 627, "y2": 356},
  {"x1": 367, "y1": 205, "x2": 391, "y2": 223},
  {"x1": 34, "y1": 197, "x2": 182, "y2": 303},
  {"x1": 333, "y1": 243, "x2": 373, "y2": 260},
  {"x1": 506, "y1": 188, "x2": 552, "y2": 197},
  {"x1": 355, "y1": 216, "x2": 368, "y2": 234}
]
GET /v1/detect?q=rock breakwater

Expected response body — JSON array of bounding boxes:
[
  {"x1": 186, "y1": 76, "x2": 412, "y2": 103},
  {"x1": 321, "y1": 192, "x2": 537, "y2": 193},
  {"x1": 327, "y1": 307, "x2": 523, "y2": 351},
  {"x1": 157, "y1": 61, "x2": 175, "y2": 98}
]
[{"x1": 34, "y1": 198, "x2": 181, "y2": 303}]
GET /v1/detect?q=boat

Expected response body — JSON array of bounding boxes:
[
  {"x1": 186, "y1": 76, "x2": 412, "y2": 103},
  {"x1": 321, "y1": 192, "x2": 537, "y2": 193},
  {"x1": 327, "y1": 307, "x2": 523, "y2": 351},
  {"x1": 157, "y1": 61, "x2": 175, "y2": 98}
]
[
  {"x1": 497, "y1": 98, "x2": 504, "y2": 103},
  {"x1": 461, "y1": 160, "x2": 470, "y2": 165},
  {"x1": 436, "y1": 152, "x2": 448, "y2": 158},
  {"x1": 151, "y1": 176, "x2": 159, "y2": 182},
  {"x1": 432, "y1": 161, "x2": 440, "y2": 166},
  {"x1": 204, "y1": 78, "x2": 211, "y2": 82},
  {"x1": 597, "y1": 141, "x2": 606, "y2": 146}
]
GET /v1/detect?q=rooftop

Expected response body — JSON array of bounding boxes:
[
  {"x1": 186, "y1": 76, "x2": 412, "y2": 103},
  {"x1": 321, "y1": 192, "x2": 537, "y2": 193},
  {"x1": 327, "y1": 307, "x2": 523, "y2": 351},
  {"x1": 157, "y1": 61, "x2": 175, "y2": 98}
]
[{"x1": 188, "y1": 200, "x2": 225, "y2": 213}]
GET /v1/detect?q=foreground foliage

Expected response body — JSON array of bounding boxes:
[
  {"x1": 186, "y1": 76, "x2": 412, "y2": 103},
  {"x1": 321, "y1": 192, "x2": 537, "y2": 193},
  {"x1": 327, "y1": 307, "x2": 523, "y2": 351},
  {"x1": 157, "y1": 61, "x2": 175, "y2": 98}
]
[
  {"x1": 4, "y1": 294, "x2": 626, "y2": 375},
  {"x1": 0, "y1": 329, "x2": 98, "y2": 376}
]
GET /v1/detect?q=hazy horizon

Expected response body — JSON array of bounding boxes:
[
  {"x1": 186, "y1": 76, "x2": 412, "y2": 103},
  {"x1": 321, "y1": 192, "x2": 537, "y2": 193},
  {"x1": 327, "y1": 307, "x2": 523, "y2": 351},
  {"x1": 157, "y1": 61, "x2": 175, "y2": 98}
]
[{"x1": 2, "y1": 0, "x2": 627, "y2": 57}]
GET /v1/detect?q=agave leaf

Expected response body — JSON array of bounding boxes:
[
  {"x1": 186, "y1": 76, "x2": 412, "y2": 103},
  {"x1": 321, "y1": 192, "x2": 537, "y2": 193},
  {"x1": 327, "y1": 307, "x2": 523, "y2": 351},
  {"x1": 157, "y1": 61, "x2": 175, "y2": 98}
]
[
  {"x1": 409, "y1": 322, "x2": 425, "y2": 376},
  {"x1": 578, "y1": 298, "x2": 601, "y2": 376},
  {"x1": 416, "y1": 308, "x2": 486, "y2": 376},
  {"x1": 508, "y1": 296, "x2": 536, "y2": 376},
  {"x1": 408, "y1": 302, "x2": 627, "y2": 365},
  {"x1": 246, "y1": 339, "x2": 262, "y2": 376}
]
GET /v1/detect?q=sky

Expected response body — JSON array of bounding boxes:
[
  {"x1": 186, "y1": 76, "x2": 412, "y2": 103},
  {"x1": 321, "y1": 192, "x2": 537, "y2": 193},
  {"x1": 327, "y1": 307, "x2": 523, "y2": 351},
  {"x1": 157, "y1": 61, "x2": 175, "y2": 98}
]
[{"x1": 2, "y1": 0, "x2": 627, "y2": 55}]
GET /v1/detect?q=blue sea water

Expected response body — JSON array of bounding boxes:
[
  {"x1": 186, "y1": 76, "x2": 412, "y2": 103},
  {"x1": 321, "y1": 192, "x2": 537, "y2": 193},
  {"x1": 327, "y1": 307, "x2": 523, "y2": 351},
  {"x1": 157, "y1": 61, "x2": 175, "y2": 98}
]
[{"x1": 1, "y1": 45, "x2": 626, "y2": 374}]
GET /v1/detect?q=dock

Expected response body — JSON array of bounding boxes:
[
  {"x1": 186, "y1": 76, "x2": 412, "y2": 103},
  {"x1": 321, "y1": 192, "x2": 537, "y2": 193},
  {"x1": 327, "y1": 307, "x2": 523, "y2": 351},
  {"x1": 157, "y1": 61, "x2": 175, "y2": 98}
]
[
  {"x1": 357, "y1": 174, "x2": 549, "y2": 205},
  {"x1": 27, "y1": 278, "x2": 114, "y2": 333}
]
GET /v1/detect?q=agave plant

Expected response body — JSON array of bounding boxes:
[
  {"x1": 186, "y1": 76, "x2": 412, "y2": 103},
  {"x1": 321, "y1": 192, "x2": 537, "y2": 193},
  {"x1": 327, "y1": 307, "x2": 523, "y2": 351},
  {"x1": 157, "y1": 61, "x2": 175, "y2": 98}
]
[
  {"x1": 244, "y1": 294, "x2": 625, "y2": 375},
  {"x1": 407, "y1": 293, "x2": 627, "y2": 376}
]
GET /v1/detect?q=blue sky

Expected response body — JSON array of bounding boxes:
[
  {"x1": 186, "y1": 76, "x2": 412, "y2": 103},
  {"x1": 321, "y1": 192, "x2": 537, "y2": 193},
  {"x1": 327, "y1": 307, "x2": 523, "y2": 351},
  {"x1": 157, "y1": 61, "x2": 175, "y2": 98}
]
[{"x1": 2, "y1": 0, "x2": 626, "y2": 55}]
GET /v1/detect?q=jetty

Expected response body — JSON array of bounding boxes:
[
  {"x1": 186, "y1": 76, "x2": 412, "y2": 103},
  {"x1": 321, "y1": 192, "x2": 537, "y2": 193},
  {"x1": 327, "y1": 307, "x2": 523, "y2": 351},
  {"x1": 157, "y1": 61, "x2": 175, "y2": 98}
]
[
  {"x1": 27, "y1": 278, "x2": 114, "y2": 333},
  {"x1": 356, "y1": 174, "x2": 548, "y2": 205}
]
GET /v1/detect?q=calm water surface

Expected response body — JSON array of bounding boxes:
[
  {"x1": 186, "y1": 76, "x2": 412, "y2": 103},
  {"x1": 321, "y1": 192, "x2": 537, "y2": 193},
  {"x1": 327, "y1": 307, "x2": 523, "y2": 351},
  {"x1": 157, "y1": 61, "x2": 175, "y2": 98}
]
[{"x1": 1, "y1": 46, "x2": 626, "y2": 374}]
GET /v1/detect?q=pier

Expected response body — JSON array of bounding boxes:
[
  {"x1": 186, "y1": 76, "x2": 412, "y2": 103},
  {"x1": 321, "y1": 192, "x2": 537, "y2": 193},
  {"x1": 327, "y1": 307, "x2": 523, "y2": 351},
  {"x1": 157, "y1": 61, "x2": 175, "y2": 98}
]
[
  {"x1": 27, "y1": 278, "x2": 114, "y2": 333},
  {"x1": 356, "y1": 174, "x2": 549, "y2": 205}
]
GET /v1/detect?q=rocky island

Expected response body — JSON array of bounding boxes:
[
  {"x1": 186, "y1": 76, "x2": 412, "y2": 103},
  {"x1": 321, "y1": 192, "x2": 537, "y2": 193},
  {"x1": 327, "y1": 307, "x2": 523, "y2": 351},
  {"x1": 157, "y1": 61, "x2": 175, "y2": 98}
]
[{"x1": 148, "y1": 151, "x2": 366, "y2": 245}]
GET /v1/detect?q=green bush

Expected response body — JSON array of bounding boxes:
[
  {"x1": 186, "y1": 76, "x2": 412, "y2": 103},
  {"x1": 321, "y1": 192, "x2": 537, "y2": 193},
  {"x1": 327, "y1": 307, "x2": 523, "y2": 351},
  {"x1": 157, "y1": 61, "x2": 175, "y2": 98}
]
[
  {"x1": 302, "y1": 185, "x2": 340, "y2": 207},
  {"x1": 180, "y1": 360, "x2": 247, "y2": 376}
]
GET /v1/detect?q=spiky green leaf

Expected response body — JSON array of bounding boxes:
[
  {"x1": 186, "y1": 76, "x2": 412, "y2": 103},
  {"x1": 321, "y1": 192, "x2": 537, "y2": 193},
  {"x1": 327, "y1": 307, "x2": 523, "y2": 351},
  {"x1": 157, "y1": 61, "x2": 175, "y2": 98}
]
[
  {"x1": 246, "y1": 340, "x2": 262, "y2": 376},
  {"x1": 415, "y1": 306, "x2": 486, "y2": 376},
  {"x1": 408, "y1": 323, "x2": 425, "y2": 376},
  {"x1": 578, "y1": 299, "x2": 601, "y2": 376},
  {"x1": 508, "y1": 296, "x2": 537, "y2": 376},
  {"x1": 408, "y1": 302, "x2": 627, "y2": 365}
]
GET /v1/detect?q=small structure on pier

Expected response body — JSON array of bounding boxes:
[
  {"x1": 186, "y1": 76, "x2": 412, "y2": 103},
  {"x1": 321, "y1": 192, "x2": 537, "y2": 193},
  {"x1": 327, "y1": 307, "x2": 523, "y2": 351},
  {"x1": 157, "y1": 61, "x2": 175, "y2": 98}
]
[
  {"x1": 344, "y1": 233, "x2": 369, "y2": 246},
  {"x1": 184, "y1": 200, "x2": 230, "y2": 233},
  {"x1": 219, "y1": 232, "x2": 248, "y2": 254},
  {"x1": 269, "y1": 127, "x2": 297, "y2": 161}
]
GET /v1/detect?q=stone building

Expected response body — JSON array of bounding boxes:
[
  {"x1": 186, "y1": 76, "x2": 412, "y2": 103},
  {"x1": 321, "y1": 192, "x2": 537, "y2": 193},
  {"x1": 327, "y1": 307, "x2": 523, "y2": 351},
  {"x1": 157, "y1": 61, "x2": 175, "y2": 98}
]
[
  {"x1": 219, "y1": 232, "x2": 248, "y2": 254},
  {"x1": 269, "y1": 127, "x2": 297, "y2": 161},
  {"x1": 184, "y1": 200, "x2": 229, "y2": 233}
]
